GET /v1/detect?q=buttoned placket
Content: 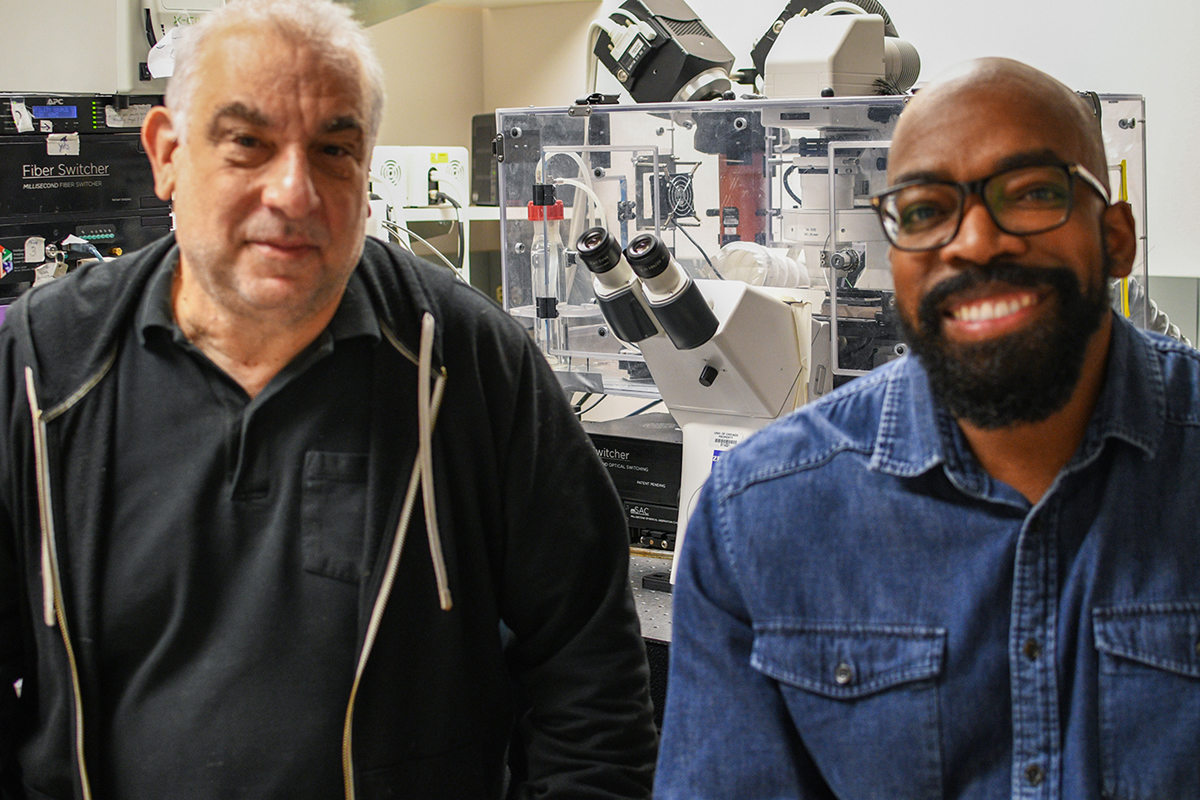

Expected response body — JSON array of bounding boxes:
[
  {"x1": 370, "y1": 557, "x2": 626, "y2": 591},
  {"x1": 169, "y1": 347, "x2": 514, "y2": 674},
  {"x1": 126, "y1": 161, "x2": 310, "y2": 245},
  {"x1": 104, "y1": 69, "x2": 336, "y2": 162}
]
[{"x1": 1009, "y1": 508, "x2": 1062, "y2": 799}]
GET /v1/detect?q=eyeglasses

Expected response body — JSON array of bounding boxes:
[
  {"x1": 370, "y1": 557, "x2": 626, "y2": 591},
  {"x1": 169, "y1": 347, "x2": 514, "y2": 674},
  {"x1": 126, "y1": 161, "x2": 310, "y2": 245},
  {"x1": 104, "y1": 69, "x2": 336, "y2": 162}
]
[{"x1": 870, "y1": 162, "x2": 1111, "y2": 252}]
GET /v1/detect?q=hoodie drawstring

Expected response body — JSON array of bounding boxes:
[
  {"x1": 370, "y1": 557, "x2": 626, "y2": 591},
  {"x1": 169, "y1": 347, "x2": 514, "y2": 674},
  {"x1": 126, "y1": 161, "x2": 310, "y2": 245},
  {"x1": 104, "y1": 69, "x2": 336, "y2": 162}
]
[
  {"x1": 25, "y1": 366, "x2": 95, "y2": 800},
  {"x1": 417, "y1": 312, "x2": 452, "y2": 611},
  {"x1": 343, "y1": 311, "x2": 449, "y2": 800}
]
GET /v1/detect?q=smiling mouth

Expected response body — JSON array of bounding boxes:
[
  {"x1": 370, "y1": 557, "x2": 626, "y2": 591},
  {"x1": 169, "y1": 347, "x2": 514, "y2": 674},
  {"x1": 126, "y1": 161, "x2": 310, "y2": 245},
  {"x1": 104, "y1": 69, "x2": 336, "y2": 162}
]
[{"x1": 947, "y1": 291, "x2": 1038, "y2": 323}]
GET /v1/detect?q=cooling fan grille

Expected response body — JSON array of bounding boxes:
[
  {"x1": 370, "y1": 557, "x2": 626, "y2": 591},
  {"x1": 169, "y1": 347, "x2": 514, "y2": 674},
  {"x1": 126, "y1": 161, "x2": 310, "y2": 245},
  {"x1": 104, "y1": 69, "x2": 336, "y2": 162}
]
[{"x1": 658, "y1": 172, "x2": 696, "y2": 220}]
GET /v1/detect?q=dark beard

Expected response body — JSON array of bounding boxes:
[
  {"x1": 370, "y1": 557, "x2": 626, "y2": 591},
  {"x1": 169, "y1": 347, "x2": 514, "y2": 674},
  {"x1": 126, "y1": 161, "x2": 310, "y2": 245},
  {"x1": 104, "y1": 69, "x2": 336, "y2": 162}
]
[{"x1": 899, "y1": 262, "x2": 1111, "y2": 429}]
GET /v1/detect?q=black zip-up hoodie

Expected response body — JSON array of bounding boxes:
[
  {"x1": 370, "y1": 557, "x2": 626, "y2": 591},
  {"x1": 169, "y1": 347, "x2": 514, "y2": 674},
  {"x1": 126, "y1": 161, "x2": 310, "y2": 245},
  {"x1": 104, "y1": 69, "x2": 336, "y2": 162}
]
[{"x1": 0, "y1": 235, "x2": 657, "y2": 800}]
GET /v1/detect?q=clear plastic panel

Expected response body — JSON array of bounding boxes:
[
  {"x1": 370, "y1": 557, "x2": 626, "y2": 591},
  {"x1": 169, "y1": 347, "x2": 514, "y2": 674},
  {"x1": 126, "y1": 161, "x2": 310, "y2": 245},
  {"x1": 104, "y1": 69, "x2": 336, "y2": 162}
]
[{"x1": 497, "y1": 93, "x2": 1148, "y2": 398}]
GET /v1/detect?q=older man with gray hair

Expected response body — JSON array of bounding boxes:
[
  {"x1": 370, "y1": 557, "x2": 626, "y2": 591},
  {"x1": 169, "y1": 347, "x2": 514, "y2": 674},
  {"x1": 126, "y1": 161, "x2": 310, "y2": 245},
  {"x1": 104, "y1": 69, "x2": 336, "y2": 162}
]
[{"x1": 0, "y1": 2, "x2": 657, "y2": 798}]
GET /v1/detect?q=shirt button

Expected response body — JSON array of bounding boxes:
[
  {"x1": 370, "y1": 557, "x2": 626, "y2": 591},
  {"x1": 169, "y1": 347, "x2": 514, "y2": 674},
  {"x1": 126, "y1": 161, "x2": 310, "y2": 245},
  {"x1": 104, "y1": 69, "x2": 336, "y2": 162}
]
[
  {"x1": 834, "y1": 663, "x2": 854, "y2": 685},
  {"x1": 1025, "y1": 764, "x2": 1045, "y2": 786},
  {"x1": 1023, "y1": 638, "x2": 1042, "y2": 660}
]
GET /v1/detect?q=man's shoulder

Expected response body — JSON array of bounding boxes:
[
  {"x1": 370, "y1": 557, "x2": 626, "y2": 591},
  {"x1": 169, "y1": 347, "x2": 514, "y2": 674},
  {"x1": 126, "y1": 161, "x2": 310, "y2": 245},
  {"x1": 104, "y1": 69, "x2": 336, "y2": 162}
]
[
  {"x1": 1, "y1": 236, "x2": 173, "y2": 388},
  {"x1": 356, "y1": 237, "x2": 516, "y2": 333},
  {"x1": 21, "y1": 237, "x2": 169, "y2": 326},
  {"x1": 1137, "y1": 326, "x2": 1200, "y2": 424},
  {"x1": 717, "y1": 357, "x2": 914, "y2": 491}
]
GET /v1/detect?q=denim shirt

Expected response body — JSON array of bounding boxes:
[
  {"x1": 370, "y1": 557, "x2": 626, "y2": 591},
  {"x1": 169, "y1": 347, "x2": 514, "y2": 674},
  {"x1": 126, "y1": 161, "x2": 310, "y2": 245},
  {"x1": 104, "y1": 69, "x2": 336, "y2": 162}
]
[{"x1": 656, "y1": 315, "x2": 1200, "y2": 800}]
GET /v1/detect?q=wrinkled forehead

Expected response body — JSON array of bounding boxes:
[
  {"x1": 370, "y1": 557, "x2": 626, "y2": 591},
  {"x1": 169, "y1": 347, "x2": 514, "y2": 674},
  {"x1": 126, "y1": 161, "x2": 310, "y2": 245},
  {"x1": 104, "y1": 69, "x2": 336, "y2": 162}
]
[{"x1": 192, "y1": 25, "x2": 369, "y2": 124}]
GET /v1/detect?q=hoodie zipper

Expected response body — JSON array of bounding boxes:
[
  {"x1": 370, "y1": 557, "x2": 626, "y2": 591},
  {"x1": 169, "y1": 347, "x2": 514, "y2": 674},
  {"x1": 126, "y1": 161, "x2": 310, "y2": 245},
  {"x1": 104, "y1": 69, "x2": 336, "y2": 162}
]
[
  {"x1": 342, "y1": 313, "x2": 449, "y2": 800},
  {"x1": 25, "y1": 366, "x2": 97, "y2": 800},
  {"x1": 24, "y1": 307, "x2": 449, "y2": 800}
]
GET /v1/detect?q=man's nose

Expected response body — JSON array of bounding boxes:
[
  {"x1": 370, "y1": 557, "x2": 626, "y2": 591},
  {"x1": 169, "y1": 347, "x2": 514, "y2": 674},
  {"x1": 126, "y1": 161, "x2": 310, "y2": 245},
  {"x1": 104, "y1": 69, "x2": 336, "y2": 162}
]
[
  {"x1": 938, "y1": 196, "x2": 1027, "y2": 266},
  {"x1": 261, "y1": 147, "x2": 319, "y2": 217}
]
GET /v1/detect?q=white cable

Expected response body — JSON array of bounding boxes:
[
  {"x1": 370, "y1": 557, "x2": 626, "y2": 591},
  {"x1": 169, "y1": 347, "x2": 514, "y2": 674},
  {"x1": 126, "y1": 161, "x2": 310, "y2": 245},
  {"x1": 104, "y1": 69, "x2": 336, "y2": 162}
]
[
  {"x1": 554, "y1": 177, "x2": 608, "y2": 233},
  {"x1": 535, "y1": 150, "x2": 591, "y2": 184},
  {"x1": 381, "y1": 220, "x2": 465, "y2": 280},
  {"x1": 586, "y1": 21, "x2": 609, "y2": 95},
  {"x1": 368, "y1": 170, "x2": 400, "y2": 212},
  {"x1": 586, "y1": 11, "x2": 656, "y2": 96},
  {"x1": 609, "y1": 8, "x2": 642, "y2": 26},
  {"x1": 537, "y1": 152, "x2": 599, "y2": 249}
]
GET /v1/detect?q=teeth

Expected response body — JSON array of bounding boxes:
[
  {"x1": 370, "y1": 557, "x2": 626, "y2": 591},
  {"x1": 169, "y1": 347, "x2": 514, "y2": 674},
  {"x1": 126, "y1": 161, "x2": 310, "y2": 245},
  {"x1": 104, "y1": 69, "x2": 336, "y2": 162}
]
[{"x1": 952, "y1": 293, "x2": 1035, "y2": 322}]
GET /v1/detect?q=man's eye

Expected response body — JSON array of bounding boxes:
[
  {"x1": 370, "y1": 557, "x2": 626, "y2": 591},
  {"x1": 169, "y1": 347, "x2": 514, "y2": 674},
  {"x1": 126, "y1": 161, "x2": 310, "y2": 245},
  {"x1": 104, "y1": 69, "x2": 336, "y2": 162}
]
[
  {"x1": 1009, "y1": 182, "x2": 1069, "y2": 206},
  {"x1": 319, "y1": 142, "x2": 363, "y2": 161},
  {"x1": 233, "y1": 135, "x2": 261, "y2": 149},
  {"x1": 991, "y1": 168, "x2": 1072, "y2": 209},
  {"x1": 898, "y1": 201, "x2": 950, "y2": 231}
]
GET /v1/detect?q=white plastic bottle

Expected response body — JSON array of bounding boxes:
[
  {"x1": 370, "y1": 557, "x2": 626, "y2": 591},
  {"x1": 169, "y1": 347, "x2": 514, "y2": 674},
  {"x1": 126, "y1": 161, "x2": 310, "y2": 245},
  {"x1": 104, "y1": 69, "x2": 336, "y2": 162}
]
[{"x1": 528, "y1": 195, "x2": 566, "y2": 358}]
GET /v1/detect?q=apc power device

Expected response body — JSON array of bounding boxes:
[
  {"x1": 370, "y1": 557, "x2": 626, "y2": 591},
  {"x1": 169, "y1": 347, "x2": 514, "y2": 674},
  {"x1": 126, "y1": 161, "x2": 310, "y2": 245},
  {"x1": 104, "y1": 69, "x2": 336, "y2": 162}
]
[
  {"x1": 0, "y1": 95, "x2": 171, "y2": 298},
  {"x1": 583, "y1": 412, "x2": 683, "y2": 551}
]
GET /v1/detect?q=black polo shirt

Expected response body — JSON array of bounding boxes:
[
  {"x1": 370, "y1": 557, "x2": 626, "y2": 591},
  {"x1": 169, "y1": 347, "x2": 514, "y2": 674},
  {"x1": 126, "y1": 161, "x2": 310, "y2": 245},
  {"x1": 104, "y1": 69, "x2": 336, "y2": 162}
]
[{"x1": 96, "y1": 251, "x2": 381, "y2": 798}]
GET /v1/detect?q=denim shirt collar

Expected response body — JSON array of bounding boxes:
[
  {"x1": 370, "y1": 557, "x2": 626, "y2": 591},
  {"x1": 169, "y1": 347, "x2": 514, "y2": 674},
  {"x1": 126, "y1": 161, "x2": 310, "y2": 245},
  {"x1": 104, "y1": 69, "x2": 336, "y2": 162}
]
[{"x1": 868, "y1": 314, "x2": 1163, "y2": 497}]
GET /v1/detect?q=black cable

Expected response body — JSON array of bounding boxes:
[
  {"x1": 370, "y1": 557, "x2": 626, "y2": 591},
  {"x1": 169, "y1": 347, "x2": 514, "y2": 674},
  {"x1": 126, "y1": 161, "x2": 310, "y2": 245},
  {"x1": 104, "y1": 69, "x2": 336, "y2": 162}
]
[
  {"x1": 144, "y1": 8, "x2": 158, "y2": 47},
  {"x1": 66, "y1": 241, "x2": 108, "y2": 262},
  {"x1": 667, "y1": 215, "x2": 721, "y2": 278},
  {"x1": 580, "y1": 394, "x2": 608, "y2": 417},
  {"x1": 782, "y1": 165, "x2": 803, "y2": 206},
  {"x1": 434, "y1": 192, "x2": 465, "y2": 272},
  {"x1": 624, "y1": 399, "x2": 662, "y2": 417}
]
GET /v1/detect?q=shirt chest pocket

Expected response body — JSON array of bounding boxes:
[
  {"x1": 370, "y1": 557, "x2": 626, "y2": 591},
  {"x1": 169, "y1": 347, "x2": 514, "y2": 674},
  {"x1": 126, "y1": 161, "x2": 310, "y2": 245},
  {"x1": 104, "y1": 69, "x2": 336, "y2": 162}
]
[
  {"x1": 302, "y1": 451, "x2": 369, "y2": 583},
  {"x1": 751, "y1": 623, "x2": 946, "y2": 799},
  {"x1": 1093, "y1": 603, "x2": 1200, "y2": 800}
]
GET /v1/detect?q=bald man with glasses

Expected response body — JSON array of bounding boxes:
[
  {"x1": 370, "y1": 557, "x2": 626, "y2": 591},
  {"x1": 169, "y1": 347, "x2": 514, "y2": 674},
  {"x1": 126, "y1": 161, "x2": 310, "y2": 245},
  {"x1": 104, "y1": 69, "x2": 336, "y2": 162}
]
[{"x1": 654, "y1": 58, "x2": 1200, "y2": 800}]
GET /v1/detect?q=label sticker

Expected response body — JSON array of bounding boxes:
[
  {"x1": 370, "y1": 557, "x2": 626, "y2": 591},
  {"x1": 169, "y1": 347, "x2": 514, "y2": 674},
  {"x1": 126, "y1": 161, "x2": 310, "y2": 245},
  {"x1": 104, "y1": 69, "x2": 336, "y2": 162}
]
[
  {"x1": 10, "y1": 98, "x2": 34, "y2": 133},
  {"x1": 710, "y1": 430, "x2": 745, "y2": 466},
  {"x1": 105, "y1": 104, "x2": 154, "y2": 128},
  {"x1": 46, "y1": 133, "x2": 80, "y2": 156},
  {"x1": 24, "y1": 237, "x2": 45, "y2": 264}
]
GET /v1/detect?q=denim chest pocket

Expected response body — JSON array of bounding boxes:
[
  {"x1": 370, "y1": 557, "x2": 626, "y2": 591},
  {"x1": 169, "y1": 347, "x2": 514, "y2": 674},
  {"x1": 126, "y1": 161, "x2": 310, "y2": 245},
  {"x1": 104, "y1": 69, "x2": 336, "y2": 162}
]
[
  {"x1": 1093, "y1": 603, "x2": 1200, "y2": 800},
  {"x1": 301, "y1": 451, "x2": 369, "y2": 583},
  {"x1": 751, "y1": 623, "x2": 946, "y2": 799}
]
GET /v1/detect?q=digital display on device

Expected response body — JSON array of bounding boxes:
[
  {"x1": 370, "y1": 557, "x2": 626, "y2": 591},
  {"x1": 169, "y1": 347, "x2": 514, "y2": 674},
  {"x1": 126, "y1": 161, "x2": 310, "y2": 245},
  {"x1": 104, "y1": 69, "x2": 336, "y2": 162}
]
[{"x1": 32, "y1": 106, "x2": 78, "y2": 119}]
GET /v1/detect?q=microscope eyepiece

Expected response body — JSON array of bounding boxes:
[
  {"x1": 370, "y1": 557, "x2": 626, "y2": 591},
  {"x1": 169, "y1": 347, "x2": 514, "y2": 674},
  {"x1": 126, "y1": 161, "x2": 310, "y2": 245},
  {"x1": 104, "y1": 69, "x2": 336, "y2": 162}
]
[
  {"x1": 576, "y1": 227, "x2": 624, "y2": 274},
  {"x1": 624, "y1": 233, "x2": 671, "y2": 279}
]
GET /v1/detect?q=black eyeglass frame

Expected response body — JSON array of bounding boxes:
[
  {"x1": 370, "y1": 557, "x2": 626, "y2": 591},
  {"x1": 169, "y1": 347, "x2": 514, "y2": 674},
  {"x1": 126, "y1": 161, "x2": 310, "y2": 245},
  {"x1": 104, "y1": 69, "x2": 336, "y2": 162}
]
[{"x1": 869, "y1": 162, "x2": 1112, "y2": 252}]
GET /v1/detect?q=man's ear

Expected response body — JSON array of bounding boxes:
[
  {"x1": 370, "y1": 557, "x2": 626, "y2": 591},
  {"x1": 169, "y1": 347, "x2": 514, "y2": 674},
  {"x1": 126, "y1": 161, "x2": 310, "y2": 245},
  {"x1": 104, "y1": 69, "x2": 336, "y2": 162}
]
[
  {"x1": 141, "y1": 106, "x2": 181, "y2": 202},
  {"x1": 1101, "y1": 200, "x2": 1137, "y2": 279}
]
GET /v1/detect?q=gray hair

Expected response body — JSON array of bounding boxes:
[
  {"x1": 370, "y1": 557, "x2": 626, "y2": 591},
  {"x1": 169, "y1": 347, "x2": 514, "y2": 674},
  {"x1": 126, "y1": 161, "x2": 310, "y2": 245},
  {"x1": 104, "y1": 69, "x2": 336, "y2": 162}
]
[{"x1": 165, "y1": 0, "x2": 385, "y2": 146}]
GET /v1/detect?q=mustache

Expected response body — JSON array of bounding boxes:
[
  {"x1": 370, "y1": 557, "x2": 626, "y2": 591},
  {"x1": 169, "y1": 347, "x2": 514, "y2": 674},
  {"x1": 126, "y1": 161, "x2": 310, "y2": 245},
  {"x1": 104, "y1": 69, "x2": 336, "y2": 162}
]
[
  {"x1": 243, "y1": 218, "x2": 327, "y2": 245},
  {"x1": 918, "y1": 263, "x2": 1082, "y2": 330}
]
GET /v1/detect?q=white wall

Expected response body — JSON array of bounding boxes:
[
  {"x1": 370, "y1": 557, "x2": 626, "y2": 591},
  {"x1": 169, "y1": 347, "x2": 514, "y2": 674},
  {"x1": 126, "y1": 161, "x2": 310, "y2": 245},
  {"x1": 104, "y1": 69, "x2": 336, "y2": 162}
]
[
  {"x1": 366, "y1": 4, "x2": 485, "y2": 148},
  {"x1": 591, "y1": 0, "x2": 1199, "y2": 277},
  {"x1": 1, "y1": 0, "x2": 167, "y2": 95},
  {"x1": 482, "y1": 2, "x2": 603, "y2": 111}
]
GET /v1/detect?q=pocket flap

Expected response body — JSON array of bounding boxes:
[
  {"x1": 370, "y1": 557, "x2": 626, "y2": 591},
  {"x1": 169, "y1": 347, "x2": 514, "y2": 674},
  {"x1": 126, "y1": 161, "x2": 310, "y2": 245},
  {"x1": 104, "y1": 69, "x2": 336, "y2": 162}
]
[
  {"x1": 1093, "y1": 603, "x2": 1200, "y2": 679},
  {"x1": 751, "y1": 623, "x2": 946, "y2": 700}
]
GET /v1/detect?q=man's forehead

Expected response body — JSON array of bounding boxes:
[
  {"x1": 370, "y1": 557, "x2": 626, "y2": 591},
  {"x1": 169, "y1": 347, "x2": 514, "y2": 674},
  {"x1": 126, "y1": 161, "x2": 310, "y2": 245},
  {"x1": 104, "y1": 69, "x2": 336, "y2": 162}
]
[
  {"x1": 194, "y1": 24, "x2": 367, "y2": 109},
  {"x1": 207, "y1": 100, "x2": 365, "y2": 135},
  {"x1": 191, "y1": 42, "x2": 368, "y2": 139},
  {"x1": 889, "y1": 85, "x2": 1081, "y2": 180}
]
